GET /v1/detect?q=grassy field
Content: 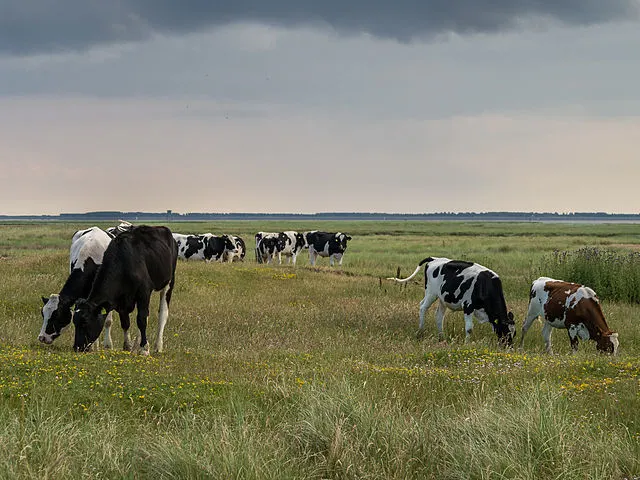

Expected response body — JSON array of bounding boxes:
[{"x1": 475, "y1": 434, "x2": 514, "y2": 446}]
[{"x1": 1, "y1": 221, "x2": 639, "y2": 479}]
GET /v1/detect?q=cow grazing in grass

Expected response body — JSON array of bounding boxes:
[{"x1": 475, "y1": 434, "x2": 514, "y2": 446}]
[
  {"x1": 173, "y1": 233, "x2": 237, "y2": 262},
  {"x1": 72, "y1": 225, "x2": 178, "y2": 354},
  {"x1": 255, "y1": 232, "x2": 286, "y2": 264},
  {"x1": 520, "y1": 277, "x2": 619, "y2": 354},
  {"x1": 387, "y1": 257, "x2": 516, "y2": 346},
  {"x1": 305, "y1": 231, "x2": 352, "y2": 266},
  {"x1": 39, "y1": 226, "x2": 115, "y2": 348},
  {"x1": 222, "y1": 235, "x2": 246, "y2": 263}
]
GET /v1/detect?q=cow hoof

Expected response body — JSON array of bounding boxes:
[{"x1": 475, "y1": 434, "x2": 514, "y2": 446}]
[{"x1": 139, "y1": 344, "x2": 150, "y2": 356}]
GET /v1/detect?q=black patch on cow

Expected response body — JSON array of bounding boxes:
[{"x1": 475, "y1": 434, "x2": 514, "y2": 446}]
[
  {"x1": 183, "y1": 236, "x2": 205, "y2": 259},
  {"x1": 439, "y1": 261, "x2": 475, "y2": 304},
  {"x1": 432, "y1": 266, "x2": 441, "y2": 278}
]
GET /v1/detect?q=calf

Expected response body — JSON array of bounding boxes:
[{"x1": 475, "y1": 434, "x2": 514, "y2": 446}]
[
  {"x1": 39, "y1": 226, "x2": 115, "y2": 347},
  {"x1": 222, "y1": 235, "x2": 246, "y2": 263},
  {"x1": 387, "y1": 257, "x2": 516, "y2": 346},
  {"x1": 520, "y1": 277, "x2": 619, "y2": 354},
  {"x1": 305, "y1": 231, "x2": 352, "y2": 266},
  {"x1": 255, "y1": 232, "x2": 285, "y2": 264},
  {"x1": 173, "y1": 233, "x2": 237, "y2": 262},
  {"x1": 72, "y1": 225, "x2": 178, "y2": 354}
]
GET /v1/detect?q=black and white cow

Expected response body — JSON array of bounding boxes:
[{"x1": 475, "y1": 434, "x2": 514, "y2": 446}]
[
  {"x1": 173, "y1": 233, "x2": 237, "y2": 262},
  {"x1": 106, "y1": 220, "x2": 134, "y2": 237},
  {"x1": 387, "y1": 257, "x2": 516, "y2": 346},
  {"x1": 39, "y1": 226, "x2": 115, "y2": 347},
  {"x1": 255, "y1": 232, "x2": 286, "y2": 264},
  {"x1": 72, "y1": 225, "x2": 178, "y2": 354},
  {"x1": 277, "y1": 231, "x2": 308, "y2": 265},
  {"x1": 520, "y1": 277, "x2": 619, "y2": 354},
  {"x1": 305, "y1": 231, "x2": 352, "y2": 266},
  {"x1": 222, "y1": 235, "x2": 246, "y2": 263}
]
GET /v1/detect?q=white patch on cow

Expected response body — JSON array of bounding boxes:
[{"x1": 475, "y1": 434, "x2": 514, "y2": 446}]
[
  {"x1": 39, "y1": 294, "x2": 60, "y2": 342},
  {"x1": 69, "y1": 227, "x2": 111, "y2": 272},
  {"x1": 154, "y1": 284, "x2": 171, "y2": 353},
  {"x1": 610, "y1": 333, "x2": 619, "y2": 355}
]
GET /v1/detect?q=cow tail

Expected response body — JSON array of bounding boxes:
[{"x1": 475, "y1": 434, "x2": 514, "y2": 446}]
[{"x1": 386, "y1": 257, "x2": 434, "y2": 283}]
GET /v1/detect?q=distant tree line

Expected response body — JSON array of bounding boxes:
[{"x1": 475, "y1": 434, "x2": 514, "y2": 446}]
[{"x1": 1, "y1": 211, "x2": 639, "y2": 222}]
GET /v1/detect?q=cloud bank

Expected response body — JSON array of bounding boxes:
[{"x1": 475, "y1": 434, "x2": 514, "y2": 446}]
[{"x1": 2, "y1": 0, "x2": 639, "y2": 55}]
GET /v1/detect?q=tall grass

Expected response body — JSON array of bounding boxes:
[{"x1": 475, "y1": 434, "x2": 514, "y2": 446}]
[{"x1": 539, "y1": 247, "x2": 640, "y2": 303}]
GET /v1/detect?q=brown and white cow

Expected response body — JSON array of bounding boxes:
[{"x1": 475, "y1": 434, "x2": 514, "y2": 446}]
[{"x1": 519, "y1": 277, "x2": 619, "y2": 354}]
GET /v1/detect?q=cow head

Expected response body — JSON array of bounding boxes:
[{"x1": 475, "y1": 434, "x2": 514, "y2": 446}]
[
  {"x1": 222, "y1": 235, "x2": 238, "y2": 254},
  {"x1": 72, "y1": 299, "x2": 109, "y2": 352},
  {"x1": 337, "y1": 233, "x2": 352, "y2": 252},
  {"x1": 596, "y1": 332, "x2": 619, "y2": 355},
  {"x1": 494, "y1": 311, "x2": 516, "y2": 347},
  {"x1": 39, "y1": 294, "x2": 73, "y2": 344}
]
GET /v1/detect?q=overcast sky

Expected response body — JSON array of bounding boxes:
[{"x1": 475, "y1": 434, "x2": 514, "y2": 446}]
[{"x1": 1, "y1": 1, "x2": 639, "y2": 215}]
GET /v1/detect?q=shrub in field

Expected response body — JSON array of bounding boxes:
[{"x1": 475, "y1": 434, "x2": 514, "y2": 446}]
[{"x1": 539, "y1": 247, "x2": 640, "y2": 303}]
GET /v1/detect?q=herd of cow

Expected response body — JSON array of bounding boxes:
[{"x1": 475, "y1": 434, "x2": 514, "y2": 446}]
[{"x1": 38, "y1": 222, "x2": 619, "y2": 356}]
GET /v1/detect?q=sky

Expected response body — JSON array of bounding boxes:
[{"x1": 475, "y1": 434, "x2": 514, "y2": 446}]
[{"x1": 1, "y1": 1, "x2": 639, "y2": 215}]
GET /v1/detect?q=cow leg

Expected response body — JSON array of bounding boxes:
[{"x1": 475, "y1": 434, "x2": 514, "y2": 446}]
[
  {"x1": 417, "y1": 291, "x2": 438, "y2": 339},
  {"x1": 567, "y1": 329, "x2": 579, "y2": 353},
  {"x1": 463, "y1": 313, "x2": 475, "y2": 343},
  {"x1": 519, "y1": 309, "x2": 540, "y2": 350},
  {"x1": 309, "y1": 249, "x2": 317, "y2": 266},
  {"x1": 337, "y1": 254, "x2": 344, "y2": 266},
  {"x1": 119, "y1": 310, "x2": 133, "y2": 351},
  {"x1": 542, "y1": 322, "x2": 554, "y2": 354},
  {"x1": 154, "y1": 284, "x2": 171, "y2": 353},
  {"x1": 135, "y1": 295, "x2": 151, "y2": 356},
  {"x1": 292, "y1": 253, "x2": 297, "y2": 266},
  {"x1": 330, "y1": 254, "x2": 335, "y2": 267},
  {"x1": 277, "y1": 252, "x2": 282, "y2": 265},
  {"x1": 433, "y1": 300, "x2": 447, "y2": 341},
  {"x1": 102, "y1": 311, "x2": 114, "y2": 349}
]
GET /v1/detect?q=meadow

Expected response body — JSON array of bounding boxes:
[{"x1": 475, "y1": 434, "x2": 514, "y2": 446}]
[{"x1": 0, "y1": 220, "x2": 639, "y2": 479}]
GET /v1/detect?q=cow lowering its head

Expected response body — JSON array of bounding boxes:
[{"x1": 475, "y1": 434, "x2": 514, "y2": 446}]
[
  {"x1": 387, "y1": 257, "x2": 516, "y2": 346},
  {"x1": 73, "y1": 225, "x2": 177, "y2": 354},
  {"x1": 305, "y1": 231, "x2": 352, "y2": 267},
  {"x1": 39, "y1": 226, "x2": 115, "y2": 347},
  {"x1": 519, "y1": 277, "x2": 619, "y2": 355}
]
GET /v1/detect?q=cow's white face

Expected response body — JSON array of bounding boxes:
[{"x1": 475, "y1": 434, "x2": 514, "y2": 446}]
[{"x1": 39, "y1": 294, "x2": 72, "y2": 344}]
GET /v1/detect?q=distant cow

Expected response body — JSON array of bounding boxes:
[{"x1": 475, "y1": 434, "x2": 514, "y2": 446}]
[
  {"x1": 387, "y1": 257, "x2": 516, "y2": 346},
  {"x1": 277, "y1": 231, "x2": 308, "y2": 265},
  {"x1": 222, "y1": 235, "x2": 246, "y2": 263},
  {"x1": 72, "y1": 226, "x2": 178, "y2": 354},
  {"x1": 520, "y1": 277, "x2": 619, "y2": 354},
  {"x1": 106, "y1": 220, "x2": 134, "y2": 237},
  {"x1": 173, "y1": 233, "x2": 237, "y2": 262},
  {"x1": 39, "y1": 226, "x2": 115, "y2": 348},
  {"x1": 255, "y1": 232, "x2": 285, "y2": 264},
  {"x1": 305, "y1": 231, "x2": 352, "y2": 266}
]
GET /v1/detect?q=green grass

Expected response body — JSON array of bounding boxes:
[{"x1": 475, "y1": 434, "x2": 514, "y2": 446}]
[{"x1": 1, "y1": 221, "x2": 640, "y2": 479}]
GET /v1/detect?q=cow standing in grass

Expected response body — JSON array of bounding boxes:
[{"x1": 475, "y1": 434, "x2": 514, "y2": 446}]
[
  {"x1": 520, "y1": 277, "x2": 619, "y2": 354},
  {"x1": 222, "y1": 235, "x2": 246, "y2": 263},
  {"x1": 387, "y1": 257, "x2": 516, "y2": 346},
  {"x1": 39, "y1": 226, "x2": 115, "y2": 348},
  {"x1": 173, "y1": 233, "x2": 237, "y2": 262},
  {"x1": 72, "y1": 226, "x2": 178, "y2": 354},
  {"x1": 305, "y1": 231, "x2": 352, "y2": 266}
]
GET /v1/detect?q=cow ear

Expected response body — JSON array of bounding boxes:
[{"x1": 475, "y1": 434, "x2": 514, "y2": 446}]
[
  {"x1": 42, "y1": 296, "x2": 49, "y2": 305},
  {"x1": 346, "y1": 236, "x2": 352, "y2": 241}
]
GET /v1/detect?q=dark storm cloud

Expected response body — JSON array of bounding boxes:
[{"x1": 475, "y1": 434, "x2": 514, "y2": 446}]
[{"x1": 2, "y1": 0, "x2": 639, "y2": 56}]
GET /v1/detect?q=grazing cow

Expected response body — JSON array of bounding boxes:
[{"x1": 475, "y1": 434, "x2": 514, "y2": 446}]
[
  {"x1": 173, "y1": 233, "x2": 237, "y2": 262},
  {"x1": 222, "y1": 235, "x2": 246, "y2": 263},
  {"x1": 520, "y1": 277, "x2": 619, "y2": 354},
  {"x1": 255, "y1": 232, "x2": 286, "y2": 264},
  {"x1": 387, "y1": 257, "x2": 516, "y2": 346},
  {"x1": 72, "y1": 225, "x2": 178, "y2": 354},
  {"x1": 39, "y1": 226, "x2": 115, "y2": 348},
  {"x1": 305, "y1": 231, "x2": 352, "y2": 266}
]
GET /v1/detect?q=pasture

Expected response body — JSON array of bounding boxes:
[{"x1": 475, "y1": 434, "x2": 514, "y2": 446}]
[{"x1": 1, "y1": 221, "x2": 639, "y2": 479}]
